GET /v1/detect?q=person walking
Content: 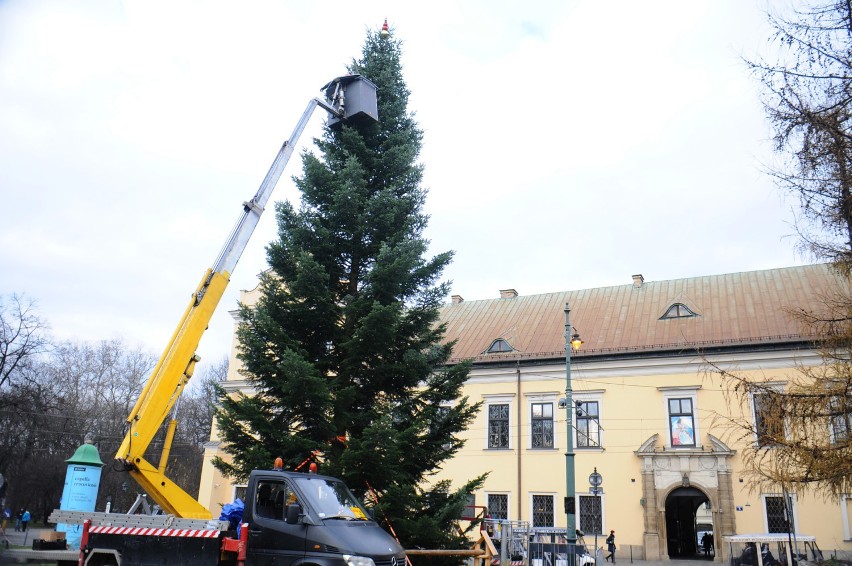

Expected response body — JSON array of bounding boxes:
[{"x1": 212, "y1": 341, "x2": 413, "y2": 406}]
[
  {"x1": 605, "y1": 530, "x2": 616, "y2": 563},
  {"x1": 14, "y1": 508, "x2": 22, "y2": 532},
  {"x1": 20, "y1": 509, "x2": 30, "y2": 532}
]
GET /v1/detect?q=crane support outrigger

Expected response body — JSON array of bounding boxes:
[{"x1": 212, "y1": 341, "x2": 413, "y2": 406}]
[{"x1": 115, "y1": 75, "x2": 379, "y2": 519}]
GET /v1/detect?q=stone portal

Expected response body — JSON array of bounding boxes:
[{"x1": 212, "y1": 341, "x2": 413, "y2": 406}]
[{"x1": 635, "y1": 434, "x2": 736, "y2": 563}]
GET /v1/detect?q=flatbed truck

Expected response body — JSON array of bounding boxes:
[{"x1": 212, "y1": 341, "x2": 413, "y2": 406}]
[{"x1": 45, "y1": 468, "x2": 405, "y2": 566}]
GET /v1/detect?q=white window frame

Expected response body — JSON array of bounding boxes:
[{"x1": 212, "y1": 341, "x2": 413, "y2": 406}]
[
  {"x1": 659, "y1": 386, "x2": 701, "y2": 449},
  {"x1": 576, "y1": 492, "x2": 607, "y2": 535},
  {"x1": 233, "y1": 484, "x2": 247, "y2": 502},
  {"x1": 530, "y1": 493, "x2": 556, "y2": 528},
  {"x1": 486, "y1": 492, "x2": 511, "y2": 521},
  {"x1": 573, "y1": 390, "x2": 604, "y2": 450},
  {"x1": 483, "y1": 394, "x2": 514, "y2": 450},
  {"x1": 526, "y1": 392, "x2": 559, "y2": 450},
  {"x1": 842, "y1": 494, "x2": 852, "y2": 541},
  {"x1": 761, "y1": 493, "x2": 798, "y2": 535}
]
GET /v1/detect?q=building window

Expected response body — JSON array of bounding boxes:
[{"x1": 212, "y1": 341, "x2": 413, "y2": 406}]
[
  {"x1": 488, "y1": 404, "x2": 510, "y2": 449},
  {"x1": 842, "y1": 495, "x2": 852, "y2": 540},
  {"x1": 669, "y1": 398, "x2": 696, "y2": 447},
  {"x1": 578, "y1": 495, "x2": 603, "y2": 535},
  {"x1": 753, "y1": 392, "x2": 785, "y2": 447},
  {"x1": 461, "y1": 493, "x2": 478, "y2": 520},
  {"x1": 830, "y1": 396, "x2": 851, "y2": 443},
  {"x1": 488, "y1": 493, "x2": 509, "y2": 521},
  {"x1": 532, "y1": 494, "x2": 554, "y2": 527},
  {"x1": 531, "y1": 402, "x2": 555, "y2": 448},
  {"x1": 432, "y1": 405, "x2": 450, "y2": 428},
  {"x1": 234, "y1": 485, "x2": 247, "y2": 503},
  {"x1": 487, "y1": 339, "x2": 514, "y2": 353},
  {"x1": 661, "y1": 303, "x2": 697, "y2": 319},
  {"x1": 577, "y1": 401, "x2": 601, "y2": 448},
  {"x1": 432, "y1": 405, "x2": 453, "y2": 450},
  {"x1": 763, "y1": 495, "x2": 795, "y2": 533}
]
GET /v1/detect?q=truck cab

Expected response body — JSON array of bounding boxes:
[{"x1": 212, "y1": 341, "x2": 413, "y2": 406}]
[{"x1": 243, "y1": 470, "x2": 406, "y2": 566}]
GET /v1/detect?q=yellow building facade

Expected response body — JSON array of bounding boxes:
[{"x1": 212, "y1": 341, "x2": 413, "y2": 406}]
[{"x1": 198, "y1": 265, "x2": 852, "y2": 560}]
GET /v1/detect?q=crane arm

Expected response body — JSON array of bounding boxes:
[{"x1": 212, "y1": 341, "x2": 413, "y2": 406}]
[
  {"x1": 115, "y1": 269, "x2": 227, "y2": 519},
  {"x1": 114, "y1": 76, "x2": 377, "y2": 519}
]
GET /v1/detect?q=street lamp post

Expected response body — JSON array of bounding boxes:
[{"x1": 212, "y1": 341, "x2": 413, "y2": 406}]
[
  {"x1": 590, "y1": 468, "x2": 603, "y2": 562},
  {"x1": 564, "y1": 303, "x2": 582, "y2": 545}
]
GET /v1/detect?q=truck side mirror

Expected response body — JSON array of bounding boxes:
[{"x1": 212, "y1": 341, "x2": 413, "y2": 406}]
[{"x1": 285, "y1": 503, "x2": 301, "y2": 525}]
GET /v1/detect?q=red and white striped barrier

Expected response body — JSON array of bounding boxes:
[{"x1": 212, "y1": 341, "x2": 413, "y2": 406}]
[{"x1": 89, "y1": 526, "x2": 220, "y2": 538}]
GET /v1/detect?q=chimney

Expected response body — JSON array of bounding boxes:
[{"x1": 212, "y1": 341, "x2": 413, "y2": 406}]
[
  {"x1": 499, "y1": 289, "x2": 518, "y2": 299},
  {"x1": 451, "y1": 294, "x2": 464, "y2": 304},
  {"x1": 632, "y1": 274, "x2": 644, "y2": 288}
]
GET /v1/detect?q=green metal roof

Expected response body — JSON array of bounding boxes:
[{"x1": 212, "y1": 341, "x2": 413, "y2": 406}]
[{"x1": 65, "y1": 442, "x2": 104, "y2": 467}]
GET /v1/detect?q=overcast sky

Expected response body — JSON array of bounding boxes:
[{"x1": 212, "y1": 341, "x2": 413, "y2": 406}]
[{"x1": 1, "y1": 0, "x2": 803, "y2": 373}]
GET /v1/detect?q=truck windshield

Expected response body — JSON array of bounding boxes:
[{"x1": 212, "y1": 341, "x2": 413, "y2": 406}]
[{"x1": 293, "y1": 476, "x2": 369, "y2": 521}]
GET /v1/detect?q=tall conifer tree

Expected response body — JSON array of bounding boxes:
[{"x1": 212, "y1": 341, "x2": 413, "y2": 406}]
[{"x1": 214, "y1": 26, "x2": 483, "y2": 555}]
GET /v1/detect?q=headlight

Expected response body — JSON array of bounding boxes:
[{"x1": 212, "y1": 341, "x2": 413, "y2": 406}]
[{"x1": 342, "y1": 555, "x2": 376, "y2": 566}]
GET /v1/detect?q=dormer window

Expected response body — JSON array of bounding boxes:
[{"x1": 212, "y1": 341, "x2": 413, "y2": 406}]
[
  {"x1": 486, "y1": 339, "x2": 514, "y2": 353},
  {"x1": 661, "y1": 303, "x2": 697, "y2": 319}
]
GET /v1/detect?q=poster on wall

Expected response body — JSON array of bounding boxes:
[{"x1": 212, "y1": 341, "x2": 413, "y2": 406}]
[{"x1": 671, "y1": 416, "x2": 695, "y2": 446}]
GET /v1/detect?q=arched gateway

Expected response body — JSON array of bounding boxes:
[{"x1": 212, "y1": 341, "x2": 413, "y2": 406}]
[
  {"x1": 635, "y1": 434, "x2": 736, "y2": 562},
  {"x1": 665, "y1": 486, "x2": 710, "y2": 557}
]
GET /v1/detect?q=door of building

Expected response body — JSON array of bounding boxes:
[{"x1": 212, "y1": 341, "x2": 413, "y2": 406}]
[{"x1": 664, "y1": 486, "x2": 710, "y2": 559}]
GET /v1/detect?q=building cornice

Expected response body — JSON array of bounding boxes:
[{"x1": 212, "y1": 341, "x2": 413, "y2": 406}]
[
  {"x1": 450, "y1": 337, "x2": 817, "y2": 367},
  {"x1": 462, "y1": 347, "x2": 821, "y2": 384}
]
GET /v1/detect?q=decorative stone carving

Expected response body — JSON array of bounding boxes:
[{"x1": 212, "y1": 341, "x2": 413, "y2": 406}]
[
  {"x1": 637, "y1": 434, "x2": 659, "y2": 453},
  {"x1": 708, "y1": 434, "x2": 734, "y2": 455},
  {"x1": 636, "y1": 434, "x2": 736, "y2": 563}
]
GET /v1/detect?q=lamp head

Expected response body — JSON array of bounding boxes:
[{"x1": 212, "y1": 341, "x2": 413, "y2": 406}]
[{"x1": 570, "y1": 332, "x2": 583, "y2": 351}]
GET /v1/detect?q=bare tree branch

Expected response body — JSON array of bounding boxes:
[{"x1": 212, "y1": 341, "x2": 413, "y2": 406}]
[{"x1": 0, "y1": 294, "x2": 50, "y2": 391}]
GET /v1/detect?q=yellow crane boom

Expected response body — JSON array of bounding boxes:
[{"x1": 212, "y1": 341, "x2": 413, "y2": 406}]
[{"x1": 114, "y1": 75, "x2": 378, "y2": 518}]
